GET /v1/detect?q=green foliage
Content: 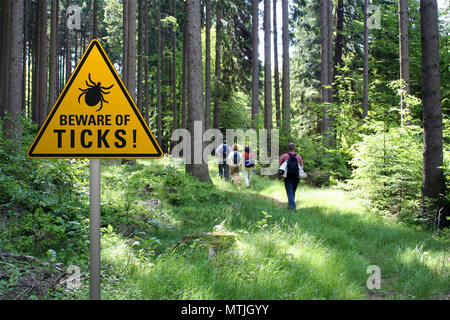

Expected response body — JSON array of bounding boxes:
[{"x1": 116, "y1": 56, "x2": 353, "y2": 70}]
[
  {"x1": 5, "y1": 208, "x2": 66, "y2": 253},
  {"x1": 349, "y1": 125, "x2": 423, "y2": 220},
  {"x1": 0, "y1": 117, "x2": 89, "y2": 257},
  {"x1": 287, "y1": 135, "x2": 352, "y2": 186},
  {"x1": 256, "y1": 211, "x2": 272, "y2": 230}
]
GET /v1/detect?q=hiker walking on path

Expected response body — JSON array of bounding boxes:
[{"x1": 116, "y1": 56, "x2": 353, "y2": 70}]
[
  {"x1": 227, "y1": 144, "x2": 242, "y2": 181},
  {"x1": 216, "y1": 139, "x2": 231, "y2": 179},
  {"x1": 279, "y1": 142, "x2": 304, "y2": 211},
  {"x1": 242, "y1": 146, "x2": 255, "y2": 188}
]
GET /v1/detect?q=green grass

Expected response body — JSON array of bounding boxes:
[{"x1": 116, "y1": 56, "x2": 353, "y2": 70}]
[{"x1": 91, "y1": 157, "x2": 449, "y2": 300}]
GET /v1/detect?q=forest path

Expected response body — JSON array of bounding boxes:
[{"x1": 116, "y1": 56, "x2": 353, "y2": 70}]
[{"x1": 98, "y1": 159, "x2": 449, "y2": 300}]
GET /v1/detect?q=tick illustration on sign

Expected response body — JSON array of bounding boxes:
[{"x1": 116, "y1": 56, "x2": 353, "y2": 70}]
[{"x1": 78, "y1": 73, "x2": 114, "y2": 112}]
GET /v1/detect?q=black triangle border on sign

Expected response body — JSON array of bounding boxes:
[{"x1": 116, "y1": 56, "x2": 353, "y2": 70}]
[{"x1": 27, "y1": 40, "x2": 163, "y2": 159}]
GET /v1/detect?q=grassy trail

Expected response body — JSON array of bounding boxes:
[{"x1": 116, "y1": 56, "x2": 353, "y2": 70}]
[{"x1": 98, "y1": 158, "x2": 449, "y2": 300}]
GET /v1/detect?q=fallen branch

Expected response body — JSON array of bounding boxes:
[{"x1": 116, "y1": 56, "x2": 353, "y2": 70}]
[{"x1": 1, "y1": 250, "x2": 64, "y2": 272}]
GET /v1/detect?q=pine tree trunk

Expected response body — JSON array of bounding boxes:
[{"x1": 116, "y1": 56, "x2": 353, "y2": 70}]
[
  {"x1": 327, "y1": 0, "x2": 333, "y2": 102},
  {"x1": 4, "y1": 0, "x2": 24, "y2": 142},
  {"x1": 32, "y1": 1, "x2": 39, "y2": 124},
  {"x1": 213, "y1": 1, "x2": 222, "y2": 129},
  {"x1": 137, "y1": 0, "x2": 144, "y2": 113},
  {"x1": 1, "y1": 0, "x2": 11, "y2": 119},
  {"x1": 123, "y1": 0, "x2": 128, "y2": 85},
  {"x1": 92, "y1": 0, "x2": 98, "y2": 39},
  {"x1": 320, "y1": 0, "x2": 332, "y2": 139},
  {"x1": 127, "y1": 0, "x2": 137, "y2": 102},
  {"x1": 27, "y1": 29, "x2": 32, "y2": 116},
  {"x1": 65, "y1": 0, "x2": 71, "y2": 83},
  {"x1": 49, "y1": 0, "x2": 59, "y2": 108},
  {"x1": 22, "y1": 0, "x2": 27, "y2": 114},
  {"x1": 333, "y1": 0, "x2": 344, "y2": 101},
  {"x1": 0, "y1": 1, "x2": 3, "y2": 117},
  {"x1": 281, "y1": 0, "x2": 290, "y2": 131},
  {"x1": 273, "y1": 0, "x2": 281, "y2": 128},
  {"x1": 420, "y1": 0, "x2": 447, "y2": 227},
  {"x1": 157, "y1": 0, "x2": 162, "y2": 146},
  {"x1": 38, "y1": 0, "x2": 48, "y2": 129},
  {"x1": 264, "y1": 0, "x2": 272, "y2": 136},
  {"x1": 185, "y1": 0, "x2": 211, "y2": 183},
  {"x1": 204, "y1": 0, "x2": 211, "y2": 131},
  {"x1": 362, "y1": 0, "x2": 369, "y2": 119},
  {"x1": 144, "y1": 0, "x2": 149, "y2": 125},
  {"x1": 320, "y1": 0, "x2": 328, "y2": 110},
  {"x1": 172, "y1": 0, "x2": 177, "y2": 131},
  {"x1": 251, "y1": 0, "x2": 259, "y2": 128},
  {"x1": 182, "y1": 2, "x2": 188, "y2": 129},
  {"x1": 399, "y1": 0, "x2": 411, "y2": 125}
]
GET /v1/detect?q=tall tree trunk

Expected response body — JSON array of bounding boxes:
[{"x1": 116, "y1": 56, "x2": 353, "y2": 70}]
[
  {"x1": 172, "y1": 0, "x2": 177, "y2": 131},
  {"x1": 281, "y1": 0, "x2": 290, "y2": 131},
  {"x1": 185, "y1": 0, "x2": 211, "y2": 183},
  {"x1": 92, "y1": 0, "x2": 98, "y2": 39},
  {"x1": 362, "y1": 0, "x2": 369, "y2": 119},
  {"x1": 32, "y1": 1, "x2": 39, "y2": 124},
  {"x1": 399, "y1": 0, "x2": 411, "y2": 126},
  {"x1": 251, "y1": 0, "x2": 259, "y2": 128},
  {"x1": 264, "y1": 0, "x2": 272, "y2": 136},
  {"x1": 157, "y1": 0, "x2": 162, "y2": 146},
  {"x1": 0, "y1": 0, "x2": 3, "y2": 118},
  {"x1": 204, "y1": 0, "x2": 211, "y2": 130},
  {"x1": 49, "y1": 0, "x2": 59, "y2": 108},
  {"x1": 123, "y1": 0, "x2": 128, "y2": 85},
  {"x1": 144, "y1": 0, "x2": 149, "y2": 125},
  {"x1": 38, "y1": 0, "x2": 48, "y2": 129},
  {"x1": 127, "y1": 0, "x2": 137, "y2": 102},
  {"x1": 22, "y1": 0, "x2": 27, "y2": 114},
  {"x1": 213, "y1": 1, "x2": 222, "y2": 129},
  {"x1": 137, "y1": 0, "x2": 144, "y2": 113},
  {"x1": 327, "y1": 0, "x2": 333, "y2": 103},
  {"x1": 4, "y1": 0, "x2": 24, "y2": 142},
  {"x1": 333, "y1": 0, "x2": 344, "y2": 100},
  {"x1": 320, "y1": 0, "x2": 332, "y2": 140},
  {"x1": 181, "y1": 2, "x2": 188, "y2": 129},
  {"x1": 420, "y1": 0, "x2": 447, "y2": 227},
  {"x1": 1, "y1": 0, "x2": 11, "y2": 120},
  {"x1": 65, "y1": 0, "x2": 71, "y2": 83},
  {"x1": 27, "y1": 29, "x2": 32, "y2": 116},
  {"x1": 273, "y1": 0, "x2": 281, "y2": 128}
]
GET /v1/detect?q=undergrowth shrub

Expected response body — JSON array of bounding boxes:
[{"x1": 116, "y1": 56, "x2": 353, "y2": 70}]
[
  {"x1": 0, "y1": 117, "x2": 89, "y2": 256},
  {"x1": 294, "y1": 136, "x2": 352, "y2": 186},
  {"x1": 349, "y1": 125, "x2": 423, "y2": 221}
]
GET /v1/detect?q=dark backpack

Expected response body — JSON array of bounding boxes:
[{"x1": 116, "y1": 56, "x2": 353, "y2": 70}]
[
  {"x1": 233, "y1": 151, "x2": 239, "y2": 165},
  {"x1": 287, "y1": 153, "x2": 299, "y2": 177},
  {"x1": 222, "y1": 144, "x2": 227, "y2": 160}
]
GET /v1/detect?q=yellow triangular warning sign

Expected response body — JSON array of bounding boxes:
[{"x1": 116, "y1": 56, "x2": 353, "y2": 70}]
[{"x1": 27, "y1": 40, "x2": 163, "y2": 159}]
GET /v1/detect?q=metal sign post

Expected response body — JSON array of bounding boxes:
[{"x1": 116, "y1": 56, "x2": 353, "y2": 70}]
[{"x1": 89, "y1": 159, "x2": 101, "y2": 300}]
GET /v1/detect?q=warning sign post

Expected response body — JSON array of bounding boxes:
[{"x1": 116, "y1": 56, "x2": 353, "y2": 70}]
[
  {"x1": 27, "y1": 40, "x2": 163, "y2": 300},
  {"x1": 27, "y1": 39, "x2": 162, "y2": 159}
]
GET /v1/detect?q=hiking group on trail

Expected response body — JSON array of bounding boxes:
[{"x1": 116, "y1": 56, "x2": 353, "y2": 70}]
[
  {"x1": 216, "y1": 141, "x2": 305, "y2": 210},
  {"x1": 216, "y1": 140, "x2": 256, "y2": 188}
]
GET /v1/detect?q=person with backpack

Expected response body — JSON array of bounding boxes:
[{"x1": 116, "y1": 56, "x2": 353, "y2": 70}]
[
  {"x1": 227, "y1": 144, "x2": 242, "y2": 182},
  {"x1": 279, "y1": 142, "x2": 304, "y2": 211},
  {"x1": 242, "y1": 146, "x2": 255, "y2": 188},
  {"x1": 216, "y1": 138, "x2": 231, "y2": 179}
]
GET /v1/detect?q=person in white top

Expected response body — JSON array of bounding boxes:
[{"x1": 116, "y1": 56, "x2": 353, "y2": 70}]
[{"x1": 227, "y1": 144, "x2": 242, "y2": 176}]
